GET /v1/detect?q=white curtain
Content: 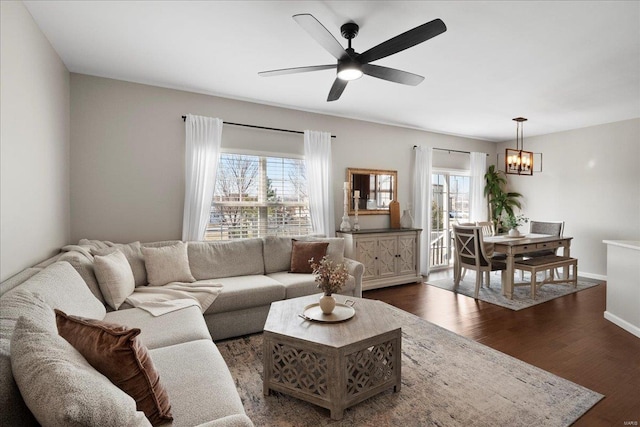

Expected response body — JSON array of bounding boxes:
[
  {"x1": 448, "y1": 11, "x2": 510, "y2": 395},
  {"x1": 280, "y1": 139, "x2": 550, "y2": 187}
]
[
  {"x1": 304, "y1": 130, "x2": 335, "y2": 237},
  {"x1": 182, "y1": 114, "x2": 223, "y2": 241},
  {"x1": 412, "y1": 146, "x2": 433, "y2": 275},
  {"x1": 469, "y1": 152, "x2": 487, "y2": 222}
]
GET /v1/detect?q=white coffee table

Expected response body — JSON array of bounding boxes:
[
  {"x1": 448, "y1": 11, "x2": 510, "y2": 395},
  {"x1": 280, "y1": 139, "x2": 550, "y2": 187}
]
[{"x1": 263, "y1": 294, "x2": 402, "y2": 420}]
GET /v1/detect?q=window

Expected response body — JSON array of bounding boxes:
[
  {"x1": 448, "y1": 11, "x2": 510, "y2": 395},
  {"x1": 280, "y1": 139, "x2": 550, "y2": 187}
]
[
  {"x1": 206, "y1": 153, "x2": 311, "y2": 240},
  {"x1": 430, "y1": 171, "x2": 470, "y2": 269}
]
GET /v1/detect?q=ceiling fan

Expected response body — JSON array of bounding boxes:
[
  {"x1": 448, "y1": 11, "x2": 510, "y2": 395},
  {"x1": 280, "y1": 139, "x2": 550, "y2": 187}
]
[{"x1": 259, "y1": 14, "x2": 447, "y2": 102}]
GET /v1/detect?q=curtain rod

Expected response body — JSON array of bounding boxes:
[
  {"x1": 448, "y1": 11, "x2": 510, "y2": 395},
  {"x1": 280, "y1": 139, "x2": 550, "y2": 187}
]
[
  {"x1": 413, "y1": 146, "x2": 489, "y2": 156},
  {"x1": 181, "y1": 116, "x2": 336, "y2": 139}
]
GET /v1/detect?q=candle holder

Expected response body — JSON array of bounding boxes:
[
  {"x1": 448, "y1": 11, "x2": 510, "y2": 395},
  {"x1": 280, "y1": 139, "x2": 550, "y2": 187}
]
[
  {"x1": 339, "y1": 183, "x2": 351, "y2": 232},
  {"x1": 353, "y1": 195, "x2": 360, "y2": 231}
]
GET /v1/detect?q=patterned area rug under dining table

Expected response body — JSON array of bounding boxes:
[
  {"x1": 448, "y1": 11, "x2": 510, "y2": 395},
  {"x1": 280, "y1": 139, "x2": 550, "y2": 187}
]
[
  {"x1": 216, "y1": 304, "x2": 602, "y2": 426},
  {"x1": 427, "y1": 271, "x2": 602, "y2": 311}
]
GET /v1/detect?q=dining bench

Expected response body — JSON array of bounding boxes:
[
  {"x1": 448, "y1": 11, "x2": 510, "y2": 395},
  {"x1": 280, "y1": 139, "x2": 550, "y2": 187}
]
[{"x1": 514, "y1": 255, "x2": 578, "y2": 299}]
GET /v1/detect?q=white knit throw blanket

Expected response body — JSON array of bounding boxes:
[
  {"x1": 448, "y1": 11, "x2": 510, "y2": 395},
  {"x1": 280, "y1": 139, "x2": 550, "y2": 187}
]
[{"x1": 125, "y1": 281, "x2": 223, "y2": 316}]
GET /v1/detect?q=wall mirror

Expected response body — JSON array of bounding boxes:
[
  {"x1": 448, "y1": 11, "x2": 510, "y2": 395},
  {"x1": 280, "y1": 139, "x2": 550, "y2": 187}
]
[{"x1": 347, "y1": 168, "x2": 397, "y2": 215}]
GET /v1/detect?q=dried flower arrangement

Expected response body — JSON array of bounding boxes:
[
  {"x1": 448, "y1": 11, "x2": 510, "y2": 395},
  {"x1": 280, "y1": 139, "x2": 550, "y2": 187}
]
[{"x1": 309, "y1": 256, "x2": 349, "y2": 296}]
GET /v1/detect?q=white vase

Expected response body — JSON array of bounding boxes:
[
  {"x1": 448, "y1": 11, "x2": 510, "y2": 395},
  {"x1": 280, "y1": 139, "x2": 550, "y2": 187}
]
[
  {"x1": 400, "y1": 209, "x2": 414, "y2": 228},
  {"x1": 508, "y1": 228, "x2": 520, "y2": 237},
  {"x1": 319, "y1": 294, "x2": 336, "y2": 314}
]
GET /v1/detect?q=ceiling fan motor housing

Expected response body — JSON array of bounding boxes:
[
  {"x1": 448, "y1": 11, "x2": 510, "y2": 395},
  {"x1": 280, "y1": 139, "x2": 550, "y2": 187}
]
[{"x1": 340, "y1": 22, "x2": 359, "y2": 40}]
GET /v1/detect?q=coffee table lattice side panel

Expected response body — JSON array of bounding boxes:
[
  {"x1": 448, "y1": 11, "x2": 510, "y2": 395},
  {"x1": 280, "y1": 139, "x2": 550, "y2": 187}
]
[
  {"x1": 346, "y1": 341, "x2": 397, "y2": 397},
  {"x1": 270, "y1": 342, "x2": 328, "y2": 397}
]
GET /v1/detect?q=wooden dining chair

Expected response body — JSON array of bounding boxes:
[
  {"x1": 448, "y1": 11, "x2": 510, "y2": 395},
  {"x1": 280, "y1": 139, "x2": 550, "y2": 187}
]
[
  {"x1": 452, "y1": 225, "x2": 507, "y2": 299},
  {"x1": 475, "y1": 221, "x2": 495, "y2": 237}
]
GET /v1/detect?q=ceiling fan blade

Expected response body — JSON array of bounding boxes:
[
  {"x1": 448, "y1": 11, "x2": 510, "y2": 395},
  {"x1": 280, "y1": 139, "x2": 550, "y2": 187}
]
[
  {"x1": 358, "y1": 18, "x2": 446, "y2": 64},
  {"x1": 259, "y1": 64, "x2": 336, "y2": 77},
  {"x1": 327, "y1": 78, "x2": 348, "y2": 102},
  {"x1": 362, "y1": 64, "x2": 424, "y2": 86},
  {"x1": 293, "y1": 14, "x2": 347, "y2": 60}
]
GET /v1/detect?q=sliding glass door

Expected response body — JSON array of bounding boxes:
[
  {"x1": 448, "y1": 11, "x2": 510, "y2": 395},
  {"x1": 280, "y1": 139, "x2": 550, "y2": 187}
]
[{"x1": 430, "y1": 172, "x2": 470, "y2": 269}]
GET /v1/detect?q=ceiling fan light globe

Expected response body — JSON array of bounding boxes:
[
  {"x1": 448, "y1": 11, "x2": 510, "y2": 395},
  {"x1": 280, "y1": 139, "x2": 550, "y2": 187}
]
[
  {"x1": 337, "y1": 68, "x2": 363, "y2": 81},
  {"x1": 337, "y1": 60, "x2": 363, "y2": 81}
]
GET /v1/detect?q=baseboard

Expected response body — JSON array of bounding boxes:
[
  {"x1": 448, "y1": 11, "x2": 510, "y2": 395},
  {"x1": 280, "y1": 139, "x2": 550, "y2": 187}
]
[
  {"x1": 604, "y1": 311, "x2": 640, "y2": 338},
  {"x1": 578, "y1": 272, "x2": 606, "y2": 282}
]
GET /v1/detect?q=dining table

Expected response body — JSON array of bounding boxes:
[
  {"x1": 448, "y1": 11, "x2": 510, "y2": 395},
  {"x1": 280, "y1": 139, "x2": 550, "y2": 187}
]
[{"x1": 484, "y1": 233, "x2": 573, "y2": 299}]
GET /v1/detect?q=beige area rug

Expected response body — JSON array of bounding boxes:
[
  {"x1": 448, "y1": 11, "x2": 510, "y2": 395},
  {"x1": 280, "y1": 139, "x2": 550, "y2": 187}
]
[
  {"x1": 427, "y1": 271, "x2": 602, "y2": 311},
  {"x1": 217, "y1": 305, "x2": 603, "y2": 426}
]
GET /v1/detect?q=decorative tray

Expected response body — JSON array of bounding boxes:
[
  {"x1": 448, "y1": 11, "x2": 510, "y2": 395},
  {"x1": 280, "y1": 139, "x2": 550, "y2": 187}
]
[{"x1": 299, "y1": 301, "x2": 356, "y2": 323}]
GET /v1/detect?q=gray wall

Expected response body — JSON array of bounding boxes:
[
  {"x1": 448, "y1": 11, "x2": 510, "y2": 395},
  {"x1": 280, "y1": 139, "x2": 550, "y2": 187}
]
[
  {"x1": 496, "y1": 118, "x2": 640, "y2": 279},
  {"x1": 0, "y1": 2, "x2": 70, "y2": 281},
  {"x1": 69, "y1": 74, "x2": 496, "y2": 243}
]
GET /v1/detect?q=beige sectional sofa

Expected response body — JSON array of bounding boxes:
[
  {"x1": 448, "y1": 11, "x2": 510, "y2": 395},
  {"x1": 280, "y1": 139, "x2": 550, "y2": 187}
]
[{"x1": 0, "y1": 236, "x2": 363, "y2": 426}]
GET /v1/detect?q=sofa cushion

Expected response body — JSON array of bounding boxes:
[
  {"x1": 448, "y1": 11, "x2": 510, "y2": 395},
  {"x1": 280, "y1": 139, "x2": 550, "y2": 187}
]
[
  {"x1": 262, "y1": 236, "x2": 293, "y2": 274},
  {"x1": 203, "y1": 275, "x2": 285, "y2": 314},
  {"x1": 188, "y1": 239, "x2": 265, "y2": 280},
  {"x1": 290, "y1": 240, "x2": 329, "y2": 273},
  {"x1": 263, "y1": 236, "x2": 345, "y2": 274},
  {"x1": 55, "y1": 310, "x2": 172, "y2": 426},
  {"x1": 93, "y1": 241, "x2": 147, "y2": 287},
  {"x1": 94, "y1": 250, "x2": 136, "y2": 310},
  {"x1": 298, "y1": 236, "x2": 345, "y2": 264},
  {"x1": 267, "y1": 271, "x2": 356, "y2": 299},
  {"x1": 104, "y1": 305, "x2": 211, "y2": 350},
  {"x1": 142, "y1": 242, "x2": 195, "y2": 286},
  {"x1": 0, "y1": 292, "x2": 55, "y2": 427},
  {"x1": 2, "y1": 262, "x2": 106, "y2": 319},
  {"x1": 58, "y1": 250, "x2": 106, "y2": 304},
  {"x1": 11, "y1": 316, "x2": 151, "y2": 427},
  {"x1": 0, "y1": 267, "x2": 41, "y2": 297},
  {"x1": 150, "y1": 339, "x2": 247, "y2": 427}
]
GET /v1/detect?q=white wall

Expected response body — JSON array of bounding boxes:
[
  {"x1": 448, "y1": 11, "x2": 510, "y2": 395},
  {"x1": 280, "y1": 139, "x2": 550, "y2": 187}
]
[
  {"x1": 69, "y1": 74, "x2": 495, "y2": 243},
  {"x1": 497, "y1": 118, "x2": 640, "y2": 278},
  {"x1": 0, "y1": 1, "x2": 70, "y2": 281}
]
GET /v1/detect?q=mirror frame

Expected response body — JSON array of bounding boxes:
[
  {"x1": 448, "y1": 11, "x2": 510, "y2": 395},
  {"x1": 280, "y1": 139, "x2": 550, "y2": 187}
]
[{"x1": 347, "y1": 168, "x2": 398, "y2": 215}]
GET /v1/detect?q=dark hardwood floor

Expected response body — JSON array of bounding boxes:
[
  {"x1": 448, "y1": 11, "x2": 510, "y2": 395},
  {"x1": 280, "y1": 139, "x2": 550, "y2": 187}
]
[{"x1": 364, "y1": 269, "x2": 640, "y2": 426}]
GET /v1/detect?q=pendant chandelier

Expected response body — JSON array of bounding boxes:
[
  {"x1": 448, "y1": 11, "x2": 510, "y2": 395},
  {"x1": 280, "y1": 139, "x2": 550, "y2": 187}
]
[{"x1": 506, "y1": 117, "x2": 533, "y2": 176}]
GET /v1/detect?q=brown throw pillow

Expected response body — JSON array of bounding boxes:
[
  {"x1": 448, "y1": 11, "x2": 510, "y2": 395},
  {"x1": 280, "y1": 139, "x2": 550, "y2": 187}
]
[
  {"x1": 55, "y1": 310, "x2": 172, "y2": 426},
  {"x1": 289, "y1": 240, "x2": 329, "y2": 273}
]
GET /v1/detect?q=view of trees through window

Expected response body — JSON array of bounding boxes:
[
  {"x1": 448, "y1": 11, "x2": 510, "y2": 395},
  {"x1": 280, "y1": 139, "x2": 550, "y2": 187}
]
[{"x1": 206, "y1": 153, "x2": 311, "y2": 240}]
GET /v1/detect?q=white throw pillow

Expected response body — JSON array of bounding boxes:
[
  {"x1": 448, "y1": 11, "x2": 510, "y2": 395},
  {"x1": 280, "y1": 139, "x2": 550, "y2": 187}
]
[
  {"x1": 10, "y1": 316, "x2": 151, "y2": 427},
  {"x1": 93, "y1": 250, "x2": 135, "y2": 310},
  {"x1": 141, "y1": 241, "x2": 195, "y2": 287},
  {"x1": 93, "y1": 241, "x2": 147, "y2": 287}
]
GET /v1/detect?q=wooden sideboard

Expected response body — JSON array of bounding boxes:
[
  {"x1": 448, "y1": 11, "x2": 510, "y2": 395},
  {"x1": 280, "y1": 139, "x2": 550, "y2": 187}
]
[{"x1": 338, "y1": 228, "x2": 422, "y2": 291}]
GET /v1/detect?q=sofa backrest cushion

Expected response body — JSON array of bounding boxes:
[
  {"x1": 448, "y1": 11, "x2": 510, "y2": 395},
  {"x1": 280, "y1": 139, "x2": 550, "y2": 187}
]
[
  {"x1": 263, "y1": 236, "x2": 345, "y2": 274},
  {"x1": 188, "y1": 238, "x2": 265, "y2": 280},
  {"x1": 0, "y1": 268, "x2": 41, "y2": 297},
  {"x1": 58, "y1": 251, "x2": 106, "y2": 305},
  {"x1": 3, "y1": 262, "x2": 106, "y2": 320}
]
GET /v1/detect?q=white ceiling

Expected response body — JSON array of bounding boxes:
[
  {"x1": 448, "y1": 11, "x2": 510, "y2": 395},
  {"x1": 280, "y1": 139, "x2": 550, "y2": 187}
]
[{"x1": 24, "y1": 1, "x2": 640, "y2": 142}]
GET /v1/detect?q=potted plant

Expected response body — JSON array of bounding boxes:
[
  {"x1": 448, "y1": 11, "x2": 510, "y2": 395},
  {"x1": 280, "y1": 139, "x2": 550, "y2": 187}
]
[
  {"x1": 484, "y1": 165, "x2": 524, "y2": 233},
  {"x1": 502, "y1": 213, "x2": 529, "y2": 237},
  {"x1": 309, "y1": 256, "x2": 349, "y2": 314}
]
